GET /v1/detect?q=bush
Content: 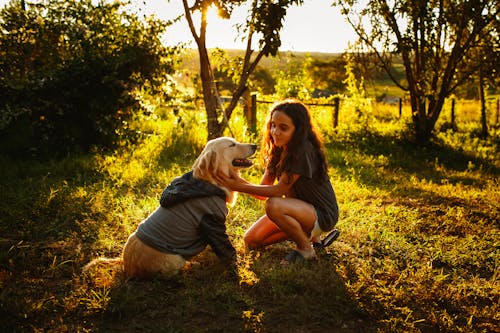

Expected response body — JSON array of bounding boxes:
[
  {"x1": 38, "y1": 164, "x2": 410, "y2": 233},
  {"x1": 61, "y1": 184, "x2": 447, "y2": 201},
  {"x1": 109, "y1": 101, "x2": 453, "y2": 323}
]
[{"x1": 0, "y1": 0, "x2": 178, "y2": 155}]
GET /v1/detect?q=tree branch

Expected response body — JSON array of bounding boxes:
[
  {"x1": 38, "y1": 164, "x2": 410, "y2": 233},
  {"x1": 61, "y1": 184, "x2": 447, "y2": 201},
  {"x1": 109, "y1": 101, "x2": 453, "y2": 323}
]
[{"x1": 183, "y1": 0, "x2": 200, "y2": 44}]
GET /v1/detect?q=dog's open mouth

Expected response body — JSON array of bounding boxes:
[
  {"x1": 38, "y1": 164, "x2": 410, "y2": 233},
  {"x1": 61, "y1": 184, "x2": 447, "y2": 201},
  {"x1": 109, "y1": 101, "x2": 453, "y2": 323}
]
[{"x1": 232, "y1": 158, "x2": 253, "y2": 167}]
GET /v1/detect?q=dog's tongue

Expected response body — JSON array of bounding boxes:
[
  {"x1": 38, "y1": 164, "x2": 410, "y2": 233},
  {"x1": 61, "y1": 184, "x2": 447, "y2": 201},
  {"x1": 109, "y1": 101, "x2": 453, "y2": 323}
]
[{"x1": 232, "y1": 158, "x2": 253, "y2": 167}]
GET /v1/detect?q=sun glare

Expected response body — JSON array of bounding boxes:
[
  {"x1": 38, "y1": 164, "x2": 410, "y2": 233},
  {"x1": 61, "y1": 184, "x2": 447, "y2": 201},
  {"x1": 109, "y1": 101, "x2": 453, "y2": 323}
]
[
  {"x1": 204, "y1": 4, "x2": 242, "y2": 49},
  {"x1": 207, "y1": 4, "x2": 223, "y2": 21}
]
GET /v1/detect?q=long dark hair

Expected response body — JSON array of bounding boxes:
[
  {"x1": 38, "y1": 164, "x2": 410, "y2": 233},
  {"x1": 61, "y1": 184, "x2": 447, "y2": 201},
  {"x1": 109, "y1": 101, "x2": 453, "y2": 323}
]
[{"x1": 262, "y1": 98, "x2": 328, "y2": 181}]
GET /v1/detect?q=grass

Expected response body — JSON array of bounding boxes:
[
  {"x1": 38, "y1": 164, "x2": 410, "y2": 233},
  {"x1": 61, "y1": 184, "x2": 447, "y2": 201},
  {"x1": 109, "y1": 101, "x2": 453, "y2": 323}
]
[{"x1": 0, "y1": 100, "x2": 498, "y2": 332}]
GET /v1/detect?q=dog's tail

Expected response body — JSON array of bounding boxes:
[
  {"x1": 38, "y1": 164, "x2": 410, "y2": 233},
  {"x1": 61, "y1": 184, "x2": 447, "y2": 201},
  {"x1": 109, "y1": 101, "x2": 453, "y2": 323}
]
[{"x1": 82, "y1": 257, "x2": 123, "y2": 273}]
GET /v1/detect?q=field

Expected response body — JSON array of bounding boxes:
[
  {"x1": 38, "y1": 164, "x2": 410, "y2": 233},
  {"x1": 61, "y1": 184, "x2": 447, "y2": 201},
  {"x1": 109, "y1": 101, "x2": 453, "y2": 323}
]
[{"x1": 0, "y1": 99, "x2": 499, "y2": 332}]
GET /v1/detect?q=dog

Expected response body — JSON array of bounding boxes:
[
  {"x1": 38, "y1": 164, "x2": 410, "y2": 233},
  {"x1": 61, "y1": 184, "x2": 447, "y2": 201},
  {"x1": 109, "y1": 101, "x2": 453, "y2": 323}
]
[{"x1": 84, "y1": 137, "x2": 257, "y2": 279}]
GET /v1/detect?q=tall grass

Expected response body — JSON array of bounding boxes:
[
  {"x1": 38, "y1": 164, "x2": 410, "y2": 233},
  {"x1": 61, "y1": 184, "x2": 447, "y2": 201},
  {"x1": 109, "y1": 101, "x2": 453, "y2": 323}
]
[{"x1": 0, "y1": 98, "x2": 498, "y2": 332}]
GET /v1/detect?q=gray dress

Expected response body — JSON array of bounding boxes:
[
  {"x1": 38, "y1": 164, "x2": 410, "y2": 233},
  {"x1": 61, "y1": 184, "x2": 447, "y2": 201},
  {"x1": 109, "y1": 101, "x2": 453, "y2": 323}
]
[{"x1": 287, "y1": 140, "x2": 339, "y2": 231}]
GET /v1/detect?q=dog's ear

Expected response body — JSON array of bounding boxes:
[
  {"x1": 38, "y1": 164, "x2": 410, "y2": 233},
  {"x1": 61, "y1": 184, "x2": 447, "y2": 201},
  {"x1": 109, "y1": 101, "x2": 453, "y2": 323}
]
[
  {"x1": 193, "y1": 148, "x2": 218, "y2": 180},
  {"x1": 216, "y1": 153, "x2": 230, "y2": 177}
]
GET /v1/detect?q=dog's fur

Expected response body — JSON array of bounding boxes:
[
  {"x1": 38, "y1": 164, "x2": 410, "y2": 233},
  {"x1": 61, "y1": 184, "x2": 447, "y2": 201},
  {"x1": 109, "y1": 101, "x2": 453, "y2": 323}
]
[
  {"x1": 192, "y1": 137, "x2": 255, "y2": 206},
  {"x1": 83, "y1": 137, "x2": 256, "y2": 279}
]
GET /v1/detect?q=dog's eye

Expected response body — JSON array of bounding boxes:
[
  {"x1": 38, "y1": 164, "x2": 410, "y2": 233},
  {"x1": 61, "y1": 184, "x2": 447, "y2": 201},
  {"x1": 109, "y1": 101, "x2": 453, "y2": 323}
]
[{"x1": 229, "y1": 142, "x2": 236, "y2": 147}]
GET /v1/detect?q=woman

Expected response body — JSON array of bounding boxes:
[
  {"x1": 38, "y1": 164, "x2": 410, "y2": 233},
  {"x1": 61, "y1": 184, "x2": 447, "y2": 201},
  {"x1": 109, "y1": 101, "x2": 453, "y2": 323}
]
[{"x1": 218, "y1": 98, "x2": 339, "y2": 263}]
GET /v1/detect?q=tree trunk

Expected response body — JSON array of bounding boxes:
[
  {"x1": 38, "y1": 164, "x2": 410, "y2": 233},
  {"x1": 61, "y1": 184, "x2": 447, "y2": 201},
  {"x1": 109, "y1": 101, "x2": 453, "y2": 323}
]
[
  {"x1": 414, "y1": 116, "x2": 434, "y2": 143},
  {"x1": 199, "y1": 50, "x2": 219, "y2": 140},
  {"x1": 411, "y1": 97, "x2": 430, "y2": 143},
  {"x1": 412, "y1": 96, "x2": 444, "y2": 144},
  {"x1": 479, "y1": 70, "x2": 488, "y2": 138},
  {"x1": 183, "y1": 0, "x2": 225, "y2": 140},
  {"x1": 198, "y1": 46, "x2": 225, "y2": 139}
]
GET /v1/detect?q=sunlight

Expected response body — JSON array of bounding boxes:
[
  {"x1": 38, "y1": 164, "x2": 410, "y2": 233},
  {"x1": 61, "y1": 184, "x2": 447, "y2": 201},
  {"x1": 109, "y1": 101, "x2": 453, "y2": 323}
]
[
  {"x1": 111, "y1": 0, "x2": 360, "y2": 52},
  {"x1": 242, "y1": 309, "x2": 265, "y2": 332},
  {"x1": 204, "y1": 4, "x2": 241, "y2": 48},
  {"x1": 206, "y1": 4, "x2": 222, "y2": 22}
]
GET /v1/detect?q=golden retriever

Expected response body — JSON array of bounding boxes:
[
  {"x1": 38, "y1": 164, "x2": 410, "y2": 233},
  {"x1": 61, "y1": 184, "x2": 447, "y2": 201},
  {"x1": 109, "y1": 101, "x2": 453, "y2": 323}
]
[{"x1": 84, "y1": 137, "x2": 256, "y2": 279}]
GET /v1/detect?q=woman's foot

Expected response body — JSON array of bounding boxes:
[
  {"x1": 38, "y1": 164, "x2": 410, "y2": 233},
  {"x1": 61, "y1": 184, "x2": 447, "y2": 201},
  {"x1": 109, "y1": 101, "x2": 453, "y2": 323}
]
[{"x1": 280, "y1": 247, "x2": 316, "y2": 265}]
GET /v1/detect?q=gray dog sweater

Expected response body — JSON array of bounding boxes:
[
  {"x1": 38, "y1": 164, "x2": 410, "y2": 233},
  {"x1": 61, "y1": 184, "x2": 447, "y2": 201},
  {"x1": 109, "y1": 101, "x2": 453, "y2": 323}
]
[{"x1": 135, "y1": 171, "x2": 236, "y2": 262}]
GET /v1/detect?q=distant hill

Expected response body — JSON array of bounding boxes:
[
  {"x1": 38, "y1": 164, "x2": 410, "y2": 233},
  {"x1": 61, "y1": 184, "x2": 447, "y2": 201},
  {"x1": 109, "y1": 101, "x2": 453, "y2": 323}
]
[
  {"x1": 177, "y1": 48, "x2": 344, "y2": 73},
  {"x1": 176, "y1": 47, "x2": 405, "y2": 98}
]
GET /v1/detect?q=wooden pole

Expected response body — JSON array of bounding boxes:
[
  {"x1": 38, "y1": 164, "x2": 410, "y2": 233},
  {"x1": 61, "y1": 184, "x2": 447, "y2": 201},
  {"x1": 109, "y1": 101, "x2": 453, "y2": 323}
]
[
  {"x1": 496, "y1": 98, "x2": 499, "y2": 126},
  {"x1": 451, "y1": 98, "x2": 456, "y2": 127},
  {"x1": 250, "y1": 93, "x2": 257, "y2": 133},
  {"x1": 479, "y1": 72, "x2": 488, "y2": 138},
  {"x1": 244, "y1": 90, "x2": 257, "y2": 134},
  {"x1": 333, "y1": 96, "x2": 339, "y2": 128}
]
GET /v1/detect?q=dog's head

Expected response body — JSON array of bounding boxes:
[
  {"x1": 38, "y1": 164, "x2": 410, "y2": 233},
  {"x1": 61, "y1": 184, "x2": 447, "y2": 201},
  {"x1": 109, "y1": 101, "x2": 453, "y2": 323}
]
[{"x1": 192, "y1": 137, "x2": 257, "y2": 205}]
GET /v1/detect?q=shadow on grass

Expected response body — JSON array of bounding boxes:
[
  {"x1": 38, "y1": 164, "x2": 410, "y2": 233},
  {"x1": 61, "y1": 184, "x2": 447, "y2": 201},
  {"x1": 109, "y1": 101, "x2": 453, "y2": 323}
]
[
  {"x1": 0, "y1": 154, "x2": 125, "y2": 332},
  {"x1": 241, "y1": 246, "x2": 376, "y2": 333},
  {"x1": 0, "y1": 154, "x2": 110, "y2": 244},
  {"x1": 79, "y1": 255, "x2": 247, "y2": 332},
  {"x1": 69, "y1": 246, "x2": 376, "y2": 333},
  {"x1": 328, "y1": 130, "x2": 499, "y2": 188}
]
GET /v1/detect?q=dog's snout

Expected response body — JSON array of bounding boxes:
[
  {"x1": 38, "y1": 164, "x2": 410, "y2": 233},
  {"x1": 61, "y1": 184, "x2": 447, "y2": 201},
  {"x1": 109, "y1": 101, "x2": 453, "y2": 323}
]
[{"x1": 250, "y1": 144, "x2": 257, "y2": 153}]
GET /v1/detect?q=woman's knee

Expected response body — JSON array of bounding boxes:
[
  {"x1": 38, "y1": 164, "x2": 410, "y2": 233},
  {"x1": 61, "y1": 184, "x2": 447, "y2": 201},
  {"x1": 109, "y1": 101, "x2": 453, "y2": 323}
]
[
  {"x1": 243, "y1": 234, "x2": 258, "y2": 249},
  {"x1": 265, "y1": 197, "x2": 284, "y2": 219},
  {"x1": 243, "y1": 229, "x2": 261, "y2": 249}
]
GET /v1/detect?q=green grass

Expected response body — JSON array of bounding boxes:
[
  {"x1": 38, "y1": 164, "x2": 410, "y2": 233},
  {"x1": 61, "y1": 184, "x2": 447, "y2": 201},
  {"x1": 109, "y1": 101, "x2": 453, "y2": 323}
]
[{"x1": 0, "y1": 101, "x2": 498, "y2": 332}]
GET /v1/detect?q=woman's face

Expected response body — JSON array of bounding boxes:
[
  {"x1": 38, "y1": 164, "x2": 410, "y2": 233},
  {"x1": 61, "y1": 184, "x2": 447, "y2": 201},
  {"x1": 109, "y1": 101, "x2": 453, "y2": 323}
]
[{"x1": 270, "y1": 110, "x2": 295, "y2": 149}]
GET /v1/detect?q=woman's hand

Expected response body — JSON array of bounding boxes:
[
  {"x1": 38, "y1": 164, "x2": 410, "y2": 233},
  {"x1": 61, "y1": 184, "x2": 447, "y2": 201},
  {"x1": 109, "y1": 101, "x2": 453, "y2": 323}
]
[
  {"x1": 215, "y1": 170, "x2": 269, "y2": 201},
  {"x1": 215, "y1": 170, "x2": 247, "y2": 191},
  {"x1": 216, "y1": 169, "x2": 297, "y2": 201}
]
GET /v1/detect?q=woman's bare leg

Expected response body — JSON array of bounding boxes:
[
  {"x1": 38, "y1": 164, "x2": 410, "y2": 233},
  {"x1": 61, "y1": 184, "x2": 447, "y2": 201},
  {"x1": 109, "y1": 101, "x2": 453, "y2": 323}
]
[
  {"x1": 244, "y1": 215, "x2": 288, "y2": 249},
  {"x1": 244, "y1": 215, "x2": 289, "y2": 248},
  {"x1": 265, "y1": 197, "x2": 317, "y2": 258}
]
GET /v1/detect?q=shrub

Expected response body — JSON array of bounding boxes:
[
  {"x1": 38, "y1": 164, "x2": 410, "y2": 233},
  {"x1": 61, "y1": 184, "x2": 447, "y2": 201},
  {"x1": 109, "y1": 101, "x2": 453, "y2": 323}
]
[{"x1": 0, "y1": 0, "x2": 178, "y2": 155}]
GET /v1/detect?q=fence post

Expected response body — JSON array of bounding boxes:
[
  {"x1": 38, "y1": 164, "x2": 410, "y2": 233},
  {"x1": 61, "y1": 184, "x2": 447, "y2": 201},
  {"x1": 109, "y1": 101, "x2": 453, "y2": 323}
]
[
  {"x1": 451, "y1": 98, "x2": 456, "y2": 126},
  {"x1": 399, "y1": 98, "x2": 403, "y2": 118},
  {"x1": 333, "y1": 96, "x2": 340, "y2": 128},
  {"x1": 496, "y1": 98, "x2": 499, "y2": 126},
  {"x1": 244, "y1": 90, "x2": 257, "y2": 134}
]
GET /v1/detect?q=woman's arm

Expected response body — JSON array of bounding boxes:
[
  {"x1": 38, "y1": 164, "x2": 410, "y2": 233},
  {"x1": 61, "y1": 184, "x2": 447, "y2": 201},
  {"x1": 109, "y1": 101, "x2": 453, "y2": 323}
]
[
  {"x1": 252, "y1": 169, "x2": 275, "y2": 200},
  {"x1": 228, "y1": 172, "x2": 269, "y2": 201},
  {"x1": 218, "y1": 169, "x2": 299, "y2": 199}
]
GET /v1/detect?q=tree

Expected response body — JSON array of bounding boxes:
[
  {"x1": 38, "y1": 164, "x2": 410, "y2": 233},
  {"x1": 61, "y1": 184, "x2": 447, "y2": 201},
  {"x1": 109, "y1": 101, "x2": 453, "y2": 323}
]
[
  {"x1": 0, "y1": 0, "x2": 177, "y2": 154},
  {"x1": 181, "y1": 0, "x2": 302, "y2": 139},
  {"x1": 250, "y1": 66, "x2": 276, "y2": 95},
  {"x1": 274, "y1": 54, "x2": 313, "y2": 99},
  {"x1": 305, "y1": 55, "x2": 348, "y2": 94},
  {"x1": 333, "y1": 0, "x2": 498, "y2": 143},
  {"x1": 471, "y1": 24, "x2": 499, "y2": 138}
]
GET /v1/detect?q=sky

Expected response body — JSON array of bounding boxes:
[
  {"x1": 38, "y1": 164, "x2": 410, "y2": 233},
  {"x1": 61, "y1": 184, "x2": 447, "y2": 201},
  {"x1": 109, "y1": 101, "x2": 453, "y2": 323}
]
[
  {"x1": 0, "y1": 0, "x2": 357, "y2": 53},
  {"x1": 128, "y1": 0, "x2": 357, "y2": 53}
]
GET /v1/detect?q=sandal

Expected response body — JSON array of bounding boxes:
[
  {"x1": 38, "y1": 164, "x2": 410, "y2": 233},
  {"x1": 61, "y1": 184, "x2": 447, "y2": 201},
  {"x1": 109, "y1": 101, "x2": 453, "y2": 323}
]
[
  {"x1": 281, "y1": 249, "x2": 317, "y2": 265},
  {"x1": 312, "y1": 242, "x2": 324, "y2": 249},
  {"x1": 321, "y1": 229, "x2": 340, "y2": 247},
  {"x1": 311, "y1": 229, "x2": 341, "y2": 249}
]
